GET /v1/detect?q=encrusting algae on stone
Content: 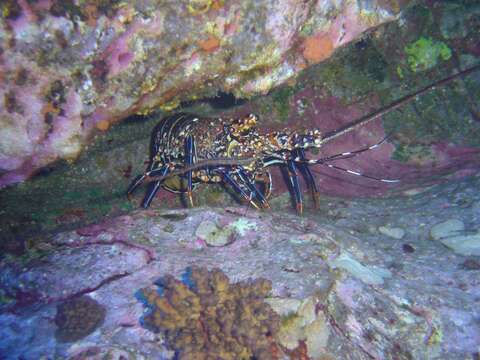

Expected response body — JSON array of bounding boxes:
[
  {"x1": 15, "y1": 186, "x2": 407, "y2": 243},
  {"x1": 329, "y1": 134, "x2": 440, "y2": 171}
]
[
  {"x1": 137, "y1": 266, "x2": 283, "y2": 359},
  {"x1": 54, "y1": 295, "x2": 106, "y2": 343}
]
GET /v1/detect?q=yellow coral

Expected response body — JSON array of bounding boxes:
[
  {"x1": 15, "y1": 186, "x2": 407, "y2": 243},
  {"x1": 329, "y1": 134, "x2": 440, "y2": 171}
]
[{"x1": 139, "y1": 267, "x2": 283, "y2": 359}]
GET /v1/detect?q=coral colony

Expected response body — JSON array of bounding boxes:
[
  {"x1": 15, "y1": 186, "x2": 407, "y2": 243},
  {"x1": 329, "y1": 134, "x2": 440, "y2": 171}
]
[{"x1": 137, "y1": 267, "x2": 282, "y2": 359}]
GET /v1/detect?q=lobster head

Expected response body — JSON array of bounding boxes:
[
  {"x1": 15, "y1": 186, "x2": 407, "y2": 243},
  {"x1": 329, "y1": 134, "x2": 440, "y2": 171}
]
[{"x1": 226, "y1": 113, "x2": 258, "y2": 139}]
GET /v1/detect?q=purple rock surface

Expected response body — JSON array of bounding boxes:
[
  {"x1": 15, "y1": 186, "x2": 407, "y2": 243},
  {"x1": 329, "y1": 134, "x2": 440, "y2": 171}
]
[{"x1": 1, "y1": 175, "x2": 479, "y2": 359}]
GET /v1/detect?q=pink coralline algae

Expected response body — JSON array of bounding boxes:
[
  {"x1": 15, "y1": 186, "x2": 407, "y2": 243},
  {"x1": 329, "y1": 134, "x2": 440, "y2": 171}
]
[{"x1": 0, "y1": 0, "x2": 403, "y2": 187}]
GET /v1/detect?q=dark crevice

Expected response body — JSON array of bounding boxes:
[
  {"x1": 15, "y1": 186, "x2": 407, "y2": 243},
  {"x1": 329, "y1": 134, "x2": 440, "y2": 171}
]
[{"x1": 180, "y1": 91, "x2": 247, "y2": 110}]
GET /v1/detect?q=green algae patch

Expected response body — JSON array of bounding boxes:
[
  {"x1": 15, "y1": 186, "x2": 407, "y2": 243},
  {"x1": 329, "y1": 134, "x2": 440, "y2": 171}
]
[
  {"x1": 405, "y1": 37, "x2": 452, "y2": 72},
  {"x1": 305, "y1": 40, "x2": 388, "y2": 102},
  {"x1": 391, "y1": 143, "x2": 434, "y2": 164},
  {"x1": 272, "y1": 86, "x2": 295, "y2": 122}
]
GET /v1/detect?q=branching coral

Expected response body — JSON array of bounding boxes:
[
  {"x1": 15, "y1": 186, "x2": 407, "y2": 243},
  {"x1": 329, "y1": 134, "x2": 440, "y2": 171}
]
[{"x1": 137, "y1": 266, "x2": 282, "y2": 359}]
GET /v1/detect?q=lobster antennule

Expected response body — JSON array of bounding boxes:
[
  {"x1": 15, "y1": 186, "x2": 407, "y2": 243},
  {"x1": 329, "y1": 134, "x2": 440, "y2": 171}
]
[
  {"x1": 317, "y1": 162, "x2": 400, "y2": 183},
  {"x1": 295, "y1": 133, "x2": 392, "y2": 164},
  {"x1": 292, "y1": 134, "x2": 400, "y2": 183}
]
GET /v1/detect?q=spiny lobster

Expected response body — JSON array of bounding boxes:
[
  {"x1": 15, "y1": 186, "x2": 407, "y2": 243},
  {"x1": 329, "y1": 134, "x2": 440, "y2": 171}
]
[{"x1": 127, "y1": 65, "x2": 479, "y2": 214}]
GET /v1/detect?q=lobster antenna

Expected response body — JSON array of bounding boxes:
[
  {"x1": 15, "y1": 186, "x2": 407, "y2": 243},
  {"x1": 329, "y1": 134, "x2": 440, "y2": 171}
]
[
  {"x1": 320, "y1": 64, "x2": 480, "y2": 145},
  {"x1": 309, "y1": 163, "x2": 400, "y2": 183},
  {"x1": 143, "y1": 157, "x2": 259, "y2": 184}
]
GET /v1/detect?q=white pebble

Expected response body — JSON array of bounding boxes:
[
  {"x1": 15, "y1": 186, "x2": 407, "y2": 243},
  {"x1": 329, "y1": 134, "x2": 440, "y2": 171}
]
[
  {"x1": 378, "y1": 226, "x2": 405, "y2": 240},
  {"x1": 430, "y1": 219, "x2": 465, "y2": 240},
  {"x1": 440, "y1": 233, "x2": 480, "y2": 256}
]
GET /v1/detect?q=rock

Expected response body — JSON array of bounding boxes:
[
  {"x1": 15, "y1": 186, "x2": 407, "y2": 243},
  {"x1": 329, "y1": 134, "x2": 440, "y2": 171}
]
[
  {"x1": 2, "y1": 187, "x2": 480, "y2": 360},
  {"x1": 55, "y1": 296, "x2": 106, "y2": 343},
  {"x1": 0, "y1": 0, "x2": 401, "y2": 187},
  {"x1": 430, "y1": 219, "x2": 465, "y2": 240},
  {"x1": 329, "y1": 252, "x2": 392, "y2": 285},
  {"x1": 228, "y1": 218, "x2": 257, "y2": 236},
  {"x1": 439, "y1": 232, "x2": 480, "y2": 256},
  {"x1": 195, "y1": 220, "x2": 235, "y2": 247},
  {"x1": 304, "y1": 313, "x2": 330, "y2": 359},
  {"x1": 402, "y1": 243, "x2": 415, "y2": 253},
  {"x1": 67, "y1": 347, "x2": 138, "y2": 360},
  {"x1": 460, "y1": 258, "x2": 480, "y2": 271},
  {"x1": 439, "y1": 3, "x2": 469, "y2": 40},
  {"x1": 378, "y1": 226, "x2": 405, "y2": 239},
  {"x1": 265, "y1": 298, "x2": 302, "y2": 317},
  {"x1": 430, "y1": 219, "x2": 479, "y2": 256},
  {"x1": 268, "y1": 296, "x2": 329, "y2": 356}
]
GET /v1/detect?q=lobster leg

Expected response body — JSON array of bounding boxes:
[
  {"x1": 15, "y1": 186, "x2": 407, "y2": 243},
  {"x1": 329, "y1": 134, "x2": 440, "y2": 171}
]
[
  {"x1": 127, "y1": 160, "x2": 162, "y2": 197},
  {"x1": 184, "y1": 135, "x2": 195, "y2": 207},
  {"x1": 255, "y1": 170, "x2": 272, "y2": 200},
  {"x1": 127, "y1": 174, "x2": 147, "y2": 198},
  {"x1": 237, "y1": 168, "x2": 270, "y2": 209},
  {"x1": 220, "y1": 170, "x2": 261, "y2": 210},
  {"x1": 294, "y1": 148, "x2": 320, "y2": 209},
  {"x1": 142, "y1": 181, "x2": 162, "y2": 208},
  {"x1": 141, "y1": 165, "x2": 171, "y2": 208},
  {"x1": 285, "y1": 160, "x2": 303, "y2": 215}
]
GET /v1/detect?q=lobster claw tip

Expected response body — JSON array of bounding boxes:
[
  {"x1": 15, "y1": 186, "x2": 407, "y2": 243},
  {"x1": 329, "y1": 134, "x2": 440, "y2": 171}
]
[
  {"x1": 187, "y1": 190, "x2": 194, "y2": 208},
  {"x1": 296, "y1": 203, "x2": 304, "y2": 215}
]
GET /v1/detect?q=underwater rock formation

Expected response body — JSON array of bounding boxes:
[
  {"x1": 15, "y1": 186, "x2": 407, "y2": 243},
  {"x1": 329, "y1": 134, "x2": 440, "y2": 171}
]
[
  {"x1": 0, "y1": 0, "x2": 404, "y2": 187},
  {"x1": 138, "y1": 266, "x2": 282, "y2": 359},
  {"x1": 2, "y1": 176, "x2": 480, "y2": 359}
]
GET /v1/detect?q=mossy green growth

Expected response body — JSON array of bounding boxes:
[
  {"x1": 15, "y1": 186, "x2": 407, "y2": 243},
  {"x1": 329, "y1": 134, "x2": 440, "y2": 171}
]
[
  {"x1": 271, "y1": 86, "x2": 295, "y2": 122},
  {"x1": 307, "y1": 42, "x2": 387, "y2": 102},
  {"x1": 396, "y1": 65, "x2": 404, "y2": 79},
  {"x1": 391, "y1": 143, "x2": 433, "y2": 163},
  {"x1": 347, "y1": 38, "x2": 387, "y2": 82},
  {"x1": 404, "y1": 37, "x2": 452, "y2": 72},
  {"x1": 391, "y1": 143, "x2": 411, "y2": 162}
]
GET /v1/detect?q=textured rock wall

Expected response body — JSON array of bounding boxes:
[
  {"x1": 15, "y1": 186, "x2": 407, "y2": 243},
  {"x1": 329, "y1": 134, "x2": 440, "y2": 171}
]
[{"x1": 0, "y1": 0, "x2": 403, "y2": 187}]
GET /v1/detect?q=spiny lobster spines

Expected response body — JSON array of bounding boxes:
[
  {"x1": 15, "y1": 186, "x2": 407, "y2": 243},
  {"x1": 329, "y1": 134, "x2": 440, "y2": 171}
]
[
  {"x1": 127, "y1": 112, "x2": 394, "y2": 214},
  {"x1": 127, "y1": 64, "x2": 480, "y2": 213},
  {"x1": 225, "y1": 113, "x2": 258, "y2": 139},
  {"x1": 127, "y1": 113, "x2": 268, "y2": 209},
  {"x1": 260, "y1": 129, "x2": 323, "y2": 153}
]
